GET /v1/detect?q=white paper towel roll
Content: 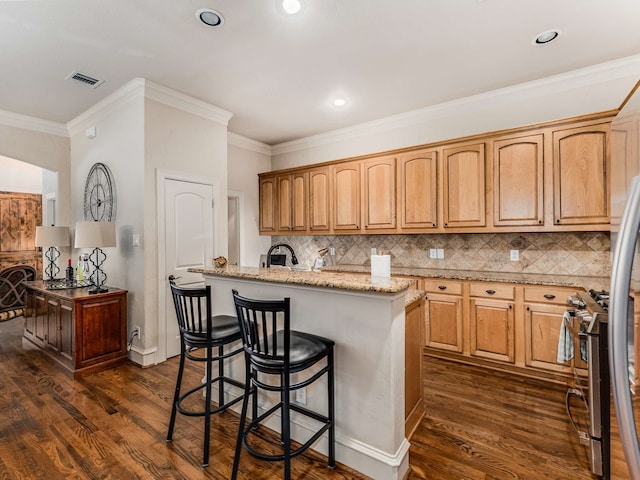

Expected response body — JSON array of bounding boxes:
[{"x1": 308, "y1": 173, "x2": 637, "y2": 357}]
[{"x1": 371, "y1": 254, "x2": 391, "y2": 279}]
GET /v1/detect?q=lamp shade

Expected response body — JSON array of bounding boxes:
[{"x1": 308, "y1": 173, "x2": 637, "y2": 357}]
[
  {"x1": 35, "y1": 226, "x2": 70, "y2": 247},
  {"x1": 74, "y1": 221, "x2": 116, "y2": 248}
]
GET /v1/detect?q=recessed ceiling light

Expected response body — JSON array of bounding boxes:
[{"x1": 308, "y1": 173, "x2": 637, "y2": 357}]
[
  {"x1": 280, "y1": 0, "x2": 304, "y2": 15},
  {"x1": 533, "y1": 29, "x2": 560, "y2": 45},
  {"x1": 332, "y1": 97, "x2": 347, "y2": 107},
  {"x1": 196, "y1": 8, "x2": 224, "y2": 28}
]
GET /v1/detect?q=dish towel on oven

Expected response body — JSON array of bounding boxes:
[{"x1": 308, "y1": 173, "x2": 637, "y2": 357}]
[{"x1": 557, "y1": 311, "x2": 574, "y2": 363}]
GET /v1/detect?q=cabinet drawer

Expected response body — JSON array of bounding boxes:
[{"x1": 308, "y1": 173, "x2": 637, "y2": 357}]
[
  {"x1": 469, "y1": 282, "x2": 514, "y2": 300},
  {"x1": 524, "y1": 286, "x2": 576, "y2": 305},
  {"x1": 423, "y1": 279, "x2": 463, "y2": 295}
]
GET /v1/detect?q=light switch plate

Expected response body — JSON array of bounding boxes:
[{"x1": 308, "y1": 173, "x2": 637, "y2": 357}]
[
  {"x1": 429, "y1": 248, "x2": 437, "y2": 259},
  {"x1": 132, "y1": 234, "x2": 141, "y2": 246},
  {"x1": 437, "y1": 248, "x2": 444, "y2": 259}
]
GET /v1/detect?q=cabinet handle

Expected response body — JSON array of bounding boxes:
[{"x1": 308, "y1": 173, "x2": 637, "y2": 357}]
[
  {"x1": 438, "y1": 285, "x2": 447, "y2": 290},
  {"x1": 544, "y1": 294, "x2": 556, "y2": 300},
  {"x1": 486, "y1": 289, "x2": 496, "y2": 295}
]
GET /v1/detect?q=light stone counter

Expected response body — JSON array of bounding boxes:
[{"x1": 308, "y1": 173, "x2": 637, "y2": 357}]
[
  {"x1": 323, "y1": 265, "x2": 610, "y2": 291},
  {"x1": 190, "y1": 265, "x2": 415, "y2": 294}
]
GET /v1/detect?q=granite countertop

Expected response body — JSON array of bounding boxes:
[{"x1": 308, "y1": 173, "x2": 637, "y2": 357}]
[
  {"x1": 323, "y1": 265, "x2": 610, "y2": 291},
  {"x1": 190, "y1": 265, "x2": 414, "y2": 294},
  {"x1": 405, "y1": 289, "x2": 426, "y2": 307}
]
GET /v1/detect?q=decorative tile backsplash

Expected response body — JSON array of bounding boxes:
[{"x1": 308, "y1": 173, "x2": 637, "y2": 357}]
[{"x1": 273, "y1": 232, "x2": 611, "y2": 277}]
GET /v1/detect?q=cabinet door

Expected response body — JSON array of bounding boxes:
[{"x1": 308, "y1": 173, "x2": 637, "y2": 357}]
[
  {"x1": 443, "y1": 143, "x2": 486, "y2": 228},
  {"x1": 524, "y1": 302, "x2": 573, "y2": 374},
  {"x1": 308, "y1": 167, "x2": 331, "y2": 232},
  {"x1": 469, "y1": 298, "x2": 515, "y2": 363},
  {"x1": 291, "y1": 171, "x2": 308, "y2": 231},
  {"x1": 259, "y1": 176, "x2": 277, "y2": 234},
  {"x1": 493, "y1": 134, "x2": 544, "y2": 226},
  {"x1": 45, "y1": 298, "x2": 59, "y2": 351},
  {"x1": 398, "y1": 150, "x2": 437, "y2": 229},
  {"x1": 33, "y1": 293, "x2": 47, "y2": 346},
  {"x1": 276, "y1": 174, "x2": 293, "y2": 232},
  {"x1": 332, "y1": 162, "x2": 361, "y2": 231},
  {"x1": 78, "y1": 296, "x2": 126, "y2": 365},
  {"x1": 59, "y1": 300, "x2": 73, "y2": 362},
  {"x1": 425, "y1": 292, "x2": 463, "y2": 352},
  {"x1": 553, "y1": 124, "x2": 609, "y2": 225},
  {"x1": 363, "y1": 157, "x2": 396, "y2": 230}
]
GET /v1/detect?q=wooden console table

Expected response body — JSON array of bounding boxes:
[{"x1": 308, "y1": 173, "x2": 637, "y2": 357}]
[{"x1": 23, "y1": 281, "x2": 128, "y2": 378}]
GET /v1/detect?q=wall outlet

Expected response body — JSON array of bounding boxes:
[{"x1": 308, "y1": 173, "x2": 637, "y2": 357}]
[
  {"x1": 370, "y1": 248, "x2": 377, "y2": 256},
  {"x1": 429, "y1": 248, "x2": 437, "y2": 259},
  {"x1": 295, "y1": 387, "x2": 307, "y2": 404},
  {"x1": 330, "y1": 247, "x2": 335, "y2": 256},
  {"x1": 437, "y1": 248, "x2": 444, "y2": 259},
  {"x1": 133, "y1": 325, "x2": 141, "y2": 340},
  {"x1": 510, "y1": 249, "x2": 519, "y2": 261},
  {"x1": 132, "y1": 233, "x2": 141, "y2": 246}
]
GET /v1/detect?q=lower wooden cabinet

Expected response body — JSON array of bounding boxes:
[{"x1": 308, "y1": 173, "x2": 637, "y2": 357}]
[
  {"x1": 24, "y1": 281, "x2": 128, "y2": 378},
  {"x1": 425, "y1": 279, "x2": 581, "y2": 379},
  {"x1": 424, "y1": 279, "x2": 463, "y2": 353}
]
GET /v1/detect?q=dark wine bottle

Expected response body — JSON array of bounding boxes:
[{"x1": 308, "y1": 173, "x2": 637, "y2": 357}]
[{"x1": 65, "y1": 258, "x2": 74, "y2": 284}]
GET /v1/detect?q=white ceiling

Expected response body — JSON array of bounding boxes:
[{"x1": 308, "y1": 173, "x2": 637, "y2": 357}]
[{"x1": 1, "y1": 0, "x2": 640, "y2": 145}]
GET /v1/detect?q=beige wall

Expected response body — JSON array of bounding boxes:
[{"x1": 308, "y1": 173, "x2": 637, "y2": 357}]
[
  {"x1": 228, "y1": 141, "x2": 272, "y2": 267},
  {"x1": 0, "y1": 156, "x2": 43, "y2": 193},
  {"x1": 0, "y1": 123, "x2": 70, "y2": 229},
  {"x1": 69, "y1": 91, "x2": 146, "y2": 357}
]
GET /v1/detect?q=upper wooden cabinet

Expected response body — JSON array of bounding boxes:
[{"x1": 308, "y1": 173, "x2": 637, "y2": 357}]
[
  {"x1": 398, "y1": 150, "x2": 438, "y2": 230},
  {"x1": 552, "y1": 123, "x2": 610, "y2": 226},
  {"x1": 308, "y1": 167, "x2": 331, "y2": 232},
  {"x1": 443, "y1": 143, "x2": 486, "y2": 228},
  {"x1": 258, "y1": 112, "x2": 613, "y2": 235},
  {"x1": 276, "y1": 172, "x2": 307, "y2": 232},
  {"x1": 363, "y1": 156, "x2": 396, "y2": 231},
  {"x1": 332, "y1": 162, "x2": 361, "y2": 231},
  {"x1": 259, "y1": 176, "x2": 276, "y2": 234},
  {"x1": 493, "y1": 134, "x2": 544, "y2": 226}
]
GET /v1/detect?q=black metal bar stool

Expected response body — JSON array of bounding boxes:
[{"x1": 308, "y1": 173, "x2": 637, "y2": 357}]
[
  {"x1": 231, "y1": 289, "x2": 335, "y2": 480},
  {"x1": 167, "y1": 280, "x2": 244, "y2": 467}
]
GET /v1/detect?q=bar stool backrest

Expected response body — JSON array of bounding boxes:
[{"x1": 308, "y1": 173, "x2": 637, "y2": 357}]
[
  {"x1": 170, "y1": 284, "x2": 212, "y2": 341},
  {"x1": 232, "y1": 289, "x2": 290, "y2": 369}
]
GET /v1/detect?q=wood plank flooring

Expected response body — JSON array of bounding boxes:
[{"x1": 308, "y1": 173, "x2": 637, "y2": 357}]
[{"x1": 0, "y1": 317, "x2": 597, "y2": 479}]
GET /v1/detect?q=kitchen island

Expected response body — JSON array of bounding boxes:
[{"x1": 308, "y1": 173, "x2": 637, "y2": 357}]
[{"x1": 189, "y1": 265, "x2": 415, "y2": 480}]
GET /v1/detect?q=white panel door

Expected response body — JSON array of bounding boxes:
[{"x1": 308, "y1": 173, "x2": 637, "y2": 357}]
[{"x1": 164, "y1": 178, "x2": 214, "y2": 358}]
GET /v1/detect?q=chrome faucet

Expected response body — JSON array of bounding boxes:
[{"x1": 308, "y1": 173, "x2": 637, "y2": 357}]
[{"x1": 266, "y1": 243, "x2": 299, "y2": 268}]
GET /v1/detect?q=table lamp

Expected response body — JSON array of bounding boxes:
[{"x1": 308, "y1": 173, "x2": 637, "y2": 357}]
[
  {"x1": 74, "y1": 221, "x2": 116, "y2": 294},
  {"x1": 35, "y1": 226, "x2": 70, "y2": 281}
]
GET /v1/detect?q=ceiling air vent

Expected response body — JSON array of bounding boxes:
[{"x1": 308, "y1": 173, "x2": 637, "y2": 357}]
[{"x1": 65, "y1": 71, "x2": 104, "y2": 89}]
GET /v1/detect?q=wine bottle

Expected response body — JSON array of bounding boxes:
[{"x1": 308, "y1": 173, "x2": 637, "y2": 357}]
[
  {"x1": 77, "y1": 255, "x2": 84, "y2": 282},
  {"x1": 65, "y1": 258, "x2": 74, "y2": 284}
]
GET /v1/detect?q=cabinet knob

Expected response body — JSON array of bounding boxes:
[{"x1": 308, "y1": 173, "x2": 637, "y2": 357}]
[
  {"x1": 555, "y1": 219, "x2": 560, "y2": 223},
  {"x1": 509, "y1": 305, "x2": 513, "y2": 309},
  {"x1": 486, "y1": 289, "x2": 496, "y2": 295},
  {"x1": 538, "y1": 220, "x2": 543, "y2": 224},
  {"x1": 438, "y1": 285, "x2": 447, "y2": 290},
  {"x1": 544, "y1": 294, "x2": 556, "y2": 300}
]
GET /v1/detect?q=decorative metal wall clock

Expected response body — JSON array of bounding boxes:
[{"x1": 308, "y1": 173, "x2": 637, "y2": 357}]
[{"x1": 83, "y1": 162, "x2": 117, "y2": 221}]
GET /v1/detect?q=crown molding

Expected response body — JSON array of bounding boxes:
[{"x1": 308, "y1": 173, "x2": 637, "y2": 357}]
[
  {"x1": 0, "y1": 109, "x2": 68, "y2": 137},
  {"x1": 228, "y1": 131, "x2": 272, "y2": 155},
  {"x1": 272, "y1": 54, "x2": 640, "y2": 156},
  {"x1": 67, "y1": 78, "x2": 234, "y2": 136}
]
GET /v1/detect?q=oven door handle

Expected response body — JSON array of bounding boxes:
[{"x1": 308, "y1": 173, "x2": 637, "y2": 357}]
[
  {"x1": 610, "y1": 174, "x2": 640, "y2": 479},
  {"x1": 565, "y1": 388, "x2": 590, "y2": 445}
]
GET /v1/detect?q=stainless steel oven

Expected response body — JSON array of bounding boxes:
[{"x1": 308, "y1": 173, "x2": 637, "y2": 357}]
[{"x1": 566, "y1": 290, "x2": 609, "y2": 478}]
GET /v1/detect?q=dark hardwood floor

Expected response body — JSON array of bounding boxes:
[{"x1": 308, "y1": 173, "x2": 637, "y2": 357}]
[{"x1": 0, "y1": 317, "x2": 597, "y2": 479}]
